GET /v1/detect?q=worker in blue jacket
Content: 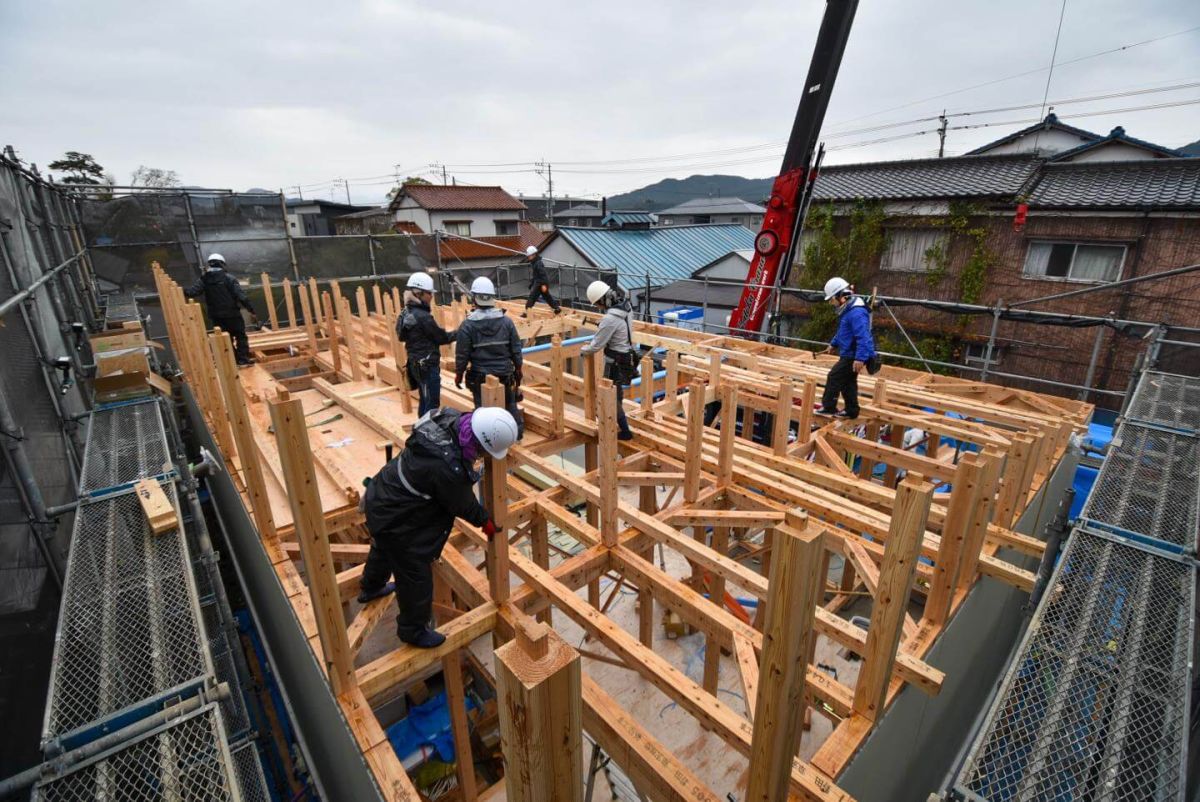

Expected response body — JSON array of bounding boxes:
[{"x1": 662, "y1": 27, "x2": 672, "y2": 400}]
[{"x1": 816, "y1": 277, "x2": 876, "y2": 419}]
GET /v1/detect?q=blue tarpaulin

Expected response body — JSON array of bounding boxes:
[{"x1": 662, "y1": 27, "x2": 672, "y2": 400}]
[{"x1": 386, "y1": 691, "x2": 476, "y2": 764}]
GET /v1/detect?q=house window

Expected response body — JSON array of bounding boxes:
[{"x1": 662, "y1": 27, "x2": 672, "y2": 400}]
[
  {"x1": 881, "y1": 229, "x2": 945, "y2": 273},
  {"x1": 1023, "y1": 241, "x2": 1124, "y2": 282},
  {"x1": 751, "y1": 216, "x2": 762, "y2": 226},
  {"x1": 661, "y1": 217, "x2": 674, "y2": 225},
  {"x1": 494, "y1": 220, "x2": 518, "y2": 236},
  {"x1": 963, "y1": 342, "x2": 1002, "y2": 368},
  {"x1": 443, "y1": 220, "x2": 471, "y2": 236},
  {"x1": 691, "y1": 215, "x2": 711, "y2": 224},
  {"x1": 729, "y1": 216, "x2": 742, "y2": 224}
]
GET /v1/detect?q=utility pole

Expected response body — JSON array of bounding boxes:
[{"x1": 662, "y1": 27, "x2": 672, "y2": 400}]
[
  {"x1": 937, "y1": 110, "x2": 948, "y2": 158},
  {"x1": 343, "y1": 178, "x2": 352, "y2": 205},
  {"x1": 293, "y1": 185, "x2": 303, "y2": 201},
  {"x1": 535, "y1": 160, "x2": 553, "y2": 220}
]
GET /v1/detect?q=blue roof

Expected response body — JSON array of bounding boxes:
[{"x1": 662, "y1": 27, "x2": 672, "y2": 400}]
[
  {"x1": 600, "y1": 211, "x2": 657, "y2": 226},
  {"x1": 555, "y1": 224, "x2": 756, "y2": 289}
]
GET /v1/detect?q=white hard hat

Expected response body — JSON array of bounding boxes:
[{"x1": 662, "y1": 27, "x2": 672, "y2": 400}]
[
  {"x1": 525, "y1": 245, "x2": 538, "y2": 257},
  {"x1": 823, "y1": 277, "x2": 851, "y2": 300},
  {"x1": 470, "y1": 407, "x2": 519, "y2": 459},
  {"x1": 586, "y1": 280, "x2": 613, "y2": 306},
  {"x1": 406, "y1": 272, "x2": 434, "y2": 292},
  {"x1": 207, "y1": 253, "x2": 226, "y2": 265},
  {"x1": 470, "y1": 276, "x2": 496, "y2": 306}
]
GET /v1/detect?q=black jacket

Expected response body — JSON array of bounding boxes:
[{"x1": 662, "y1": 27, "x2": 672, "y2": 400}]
[
  {"x1": 528, "y1": 256, "x2": 551, "y2": 288},
  {"x1": 455, "y1": 308, "x2": 522, "y2": 377},
  {"x1": 397, "y1": 300, "x2": 454, "y2": 363},
  {"x1": 363, "y1": 408, "x2": 488, "y2": 561},
  {"x1": 184, "y1": 268, "x2": 253, "y2": 319}
]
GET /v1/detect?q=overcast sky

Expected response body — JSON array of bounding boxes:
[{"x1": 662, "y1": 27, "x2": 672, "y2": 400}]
[{"x1": 2, "y1": 0, "x2": 1198, "y2": 205}]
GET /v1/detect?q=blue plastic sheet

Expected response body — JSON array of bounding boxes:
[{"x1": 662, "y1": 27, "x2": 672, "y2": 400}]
[{"x1": 386, "y1": 691, "x2": 476, "y2": 764}]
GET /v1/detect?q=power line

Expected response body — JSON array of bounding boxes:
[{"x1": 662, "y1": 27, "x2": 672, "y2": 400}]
[{"x1": 1033, "y1": 0, "x2": 1071, "y2": 153}]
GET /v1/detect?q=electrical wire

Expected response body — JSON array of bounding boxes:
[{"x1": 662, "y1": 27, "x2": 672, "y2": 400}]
[{"x1": 1033, "y1": 0, "x2": 1071, "y2": 154}]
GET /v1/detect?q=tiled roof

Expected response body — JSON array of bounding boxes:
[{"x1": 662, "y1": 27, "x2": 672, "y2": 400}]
[
  {"x1": 553, "y1": 203, "x2": 603, "y2": 218},
  {"x1": 390, "y1": 184, "x2": 526, "y2": 212},
  {"x1": 658, "y1": 197, "x2": 766, "y2": 215},
  {"x1": 335, "y1": 206, "x2": 390, "y2": 220},
  {"x1": 1048, "y1": 126, "x2": 1190, "y2": 162},
  {"x1": 554, "y1": 224, "x2": 755, "y2": 290},
  {"x1": 438, "y1": 222, "x2": 546, "y2": 261},
  {"x1": 394, "y1": 220, "x2": 424, "y2": 235},
  {"x1": 967, "y1": 113, "x2": 1102, "y2": 155},
  {"x1": 812, "y1": 155, "x2": 1040, "y2": 201},
  {"x1": 1026, "y1": 159, "x2": 1200, "y2": 209}
]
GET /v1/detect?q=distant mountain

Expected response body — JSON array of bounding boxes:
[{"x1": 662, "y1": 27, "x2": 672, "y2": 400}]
[
  {"x1": 605, "y1": 174, "x2": 773, "y2": 211},
  {"x1": 1181, "y1": 139, "x2": 1200, "y2": 156}
]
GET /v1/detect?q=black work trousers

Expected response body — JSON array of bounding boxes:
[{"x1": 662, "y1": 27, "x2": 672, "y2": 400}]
[
  {"x1": 360, "y1": 535, "x2": 434, "y2": 641},
  {"x1": 821, "y1": 356, "x2": 859, "y2": 418},
  {"x1": 213, "y1": 315, "x2": 250, "y2": 363},
  {"x1": 525, "y1": 283, "x2": 560, "y2": 312}
]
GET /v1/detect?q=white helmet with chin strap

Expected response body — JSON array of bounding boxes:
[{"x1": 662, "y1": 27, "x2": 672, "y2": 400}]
[
  {"x1": 586, "y1": 280, "x2": 614, "y2": 306},
  {"x1": 470, "y1": 276, "x2": 496, "y2": 306},
  {"x1": 525, "y1": 245, "x2": 538, "y2": 257},
  {"x1": 823, "y1": 276, "x2": 851, "y2": 300},
  {"x1": 206, "y1": 253, "x2": 226, "y2": 269},
  {"x1": 406, "y1": 272, "x2": 434, "y2": 292},
  {"x1": 470, "y1": 407, "x2": 519, "y2": 459}
]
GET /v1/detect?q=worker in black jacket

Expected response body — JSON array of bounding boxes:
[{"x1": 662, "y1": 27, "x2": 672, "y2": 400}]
[
  {"x1": 455, "y1": 277, "x2": 524, "y2": 437},
  {"x1": 521, "y1": 245, "x2": 560, "y2": 317},
  {"x1": 397, "y1": 271, "x2": 455, "y2": 416},
  {"x1": 183, "y1": 254, "x2": 258, "y2": 365},
  {"x1": 358, "y1": 406, "x2": 517, "y2": 647}
]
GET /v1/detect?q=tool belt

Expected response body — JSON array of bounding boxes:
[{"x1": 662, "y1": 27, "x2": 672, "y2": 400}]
[{"x1": 407, "y1": 353, "x2": 438, "y2": 378}]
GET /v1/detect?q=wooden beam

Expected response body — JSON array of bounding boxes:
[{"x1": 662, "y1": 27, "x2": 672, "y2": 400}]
[
  {"x1": 733, "y1": 633, "x2": 760, "y2": 723},
  {"x1": 852, "y1": 476, "x2": 933, "y2": 721},
  {"x1": 924, "y1": 454, "x2": 984, "y2": 626},
  {"x1": 747, "y1": 514, "x2": 824, "y2": 802},
  {"x1": 684, "y1": 381, "x2": 706, "y2": 503},
  {"x1": 495, "y1": 622, "x2": 583, "y2": 802}
]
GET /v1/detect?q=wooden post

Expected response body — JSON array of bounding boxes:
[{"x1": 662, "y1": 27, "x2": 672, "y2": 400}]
[
  {"x1": 530, "y1": 515, "x2": 551, "y2": 625},
  {"x1": 852, "y1": 476, "x2": 933, "y2": 721},
  {"x1": 857, "y1": 422, "x2": 881, "y2": 480},
  {"x1": 597, "y1": 379, "x2": 620, "y2": 548},
  {"x1": 956, "y1": 451, "x2": 1002, "y2": 593},
  {"x1": 638, "y1": 485, "x2": 656, "y2": 648},
  {"x1": 745, "y1": 513, "x2": 824, "y2": 802},
  {"x1": 797, "y1": 378, "x2": 816, "y2": 445},
  {"x1": 355, "y1": 286, "x2": 370, "y2": 324},
  {"x1": 481, "y1": 376, "x2": 510, "y2": 604},
  {"x1": 261, "y1": 273, "x2": 279, "y2": 330},
  {"x1": 884, "y1": 426, "x2": 905, "y2": 489},
  {"x1": 772, "y1": 379, "x2": 792, "y2": 456},
  {"x1": 322, "y1": 292, "x2": 342, "y2": 376},
  {"x1": 703, "y1": 523, "x2": 730, "y2": 694},
  {"x1": 372, "y1": 283, "x2": 384, "y2": 317},
  {"x1": 434, "y1": 578, "x2": 478, "y2": 801},
  {"x1": 339, "y1": 296, "x2": 366, "y2": 381},
  {"x1": 994, "y1": 436, "x2": 1032, "y2": 528},
  {"x1": 550, "y1": 335, "x2": 565, "y2": 436},
  {"x1": 210, "y1": 332, "x2": 276, "y2": 540},
  {"x1": 269, "y1": 394, "x2": 356, "y2": 695},
  {"x1": 640, "y1": 353, "x2": 654, "y2": 416},
  {"x1": 924, "y1": 454, "x2": 983, "y2": 626},
  {"x1": 297, "y1": 281, "x2": 319, "y2": 356},
  {"x1": 308, "y1": 277, "x2": 323, "y2": 326},
  {"x1": 665, "y1": 350, "x2": 679, "y2": 399},
  {"x1": 495, "y1": 622, "x2": 583, "y2": 802},
  {"x1": 684, "y1": 381, "x2": 705, "y2": 503},
  {"x1": 582, "y1": 352, "x2": 598, "y2": 421},
  {"x1": 717, "y1": 383, "x2": 737, "y2": 488},
  {"x1": 282, "y1": 278, "x2": 297, "y2": 329},
  {"x1": 386, "y1": 307, "x2": 413, "y2": 414}
]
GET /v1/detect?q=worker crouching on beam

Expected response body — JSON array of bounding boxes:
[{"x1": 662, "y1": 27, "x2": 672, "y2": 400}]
[
  {"x1": 816, "y1": 276, "x2": 878, "y2": 420},
  {"x1": 581, "y1": 279, "x2": 636, "y2": 441},
  {"x1": 358, "y1": 406, "x2": 518, "y2": 648}
]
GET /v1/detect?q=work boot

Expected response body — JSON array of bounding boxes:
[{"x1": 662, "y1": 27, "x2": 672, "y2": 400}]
[
  {"x1": 357, "y1": 581, "x2": 395, "y2": 604},
  {"x1": 834, "y1": 410, "x2": 858, "y2": 420},
  {"x1": 520, "y1": 311, "x2": 529, "y2": 318},
  {"x1": 814, "y1": 406, "x2": 837, "y2": 416},
  {"x1": 617, "y1": 430, "x2": 634, "y2": 441},
  {"x1": 553, "y1": 308, "x2": 562, "y2": 315},
  {"x1": 401, "y1": 627, "x2": 446, "y2": 649}
]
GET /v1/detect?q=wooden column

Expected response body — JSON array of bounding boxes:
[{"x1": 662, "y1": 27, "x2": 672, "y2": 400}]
[
  {"x1": 994, "y1": 436, "x2": 1032, "y2": 528},
  {"x1": 640, "y1": 354, "x2": 654, "y2": 416},
  {"x1": 772, "y1": 379, "x2": 792, "y2": 456},
  {"x1": 664, "y1": 350, "x2": 679, "y2": 399},
  {"x1": 637, "y1": 485, "x2": 656, "y2": 648},
  {"x1": 717, "y1": 383, "x2": 737, "y2": 488},
  {"x1": 924, "y1": 454, "x2": 984, "y2": 626},
  {"x1": 322, "y1": 292, "x2": 342, "y2": 376},
  {"x1": 385, "y1": 306, "x2": 413, "y2": 414},
  {"x1": 495, "y1": 622, "x2": 583, "y2": 802},
  {"x1": 282, "y1": 278, "x2": 297, "y2": 329},
  {"x1": 796, "y1": 379, "x2": 816, "y2": 446},
  {"x1": 703, "y1": 523, "x2": 729, "y2": 695},
  {"x1": 530, "y1": 515, "x2": 551, "y2": 625},
  {"x1": 745, "y1": 513, "x2": 824, "y2": 802},
  {"x1": 261, "y1": 273, "x2": 279, "y2": 329},
  {"x1": 297, "y1": 281, "x2": 320, "y2": 356},
  {"x1": 549, "y1": 335, "x2": 565, "y2": 436},
  {"x1": 210, "y1": 332, "x2": 276, "y2": 540},
  {"x1": 269, "y1": 393, "x2": 356, "y2": 695},
  {"x1": 683, "y1": 381, "x2": 705, "y2": 503},
  {"x1": 372, "y1": 284, "x2": 384, "y2": 317},
  {"x1": 481, "y1": 376, "x2": 510, "y2": 604},
  {"x1": 956, "y1": 451, "x2": 1002, "y2": 593},
  {"x1": 852, "y1": 476, "x2": 933, "y2": 721},
  {"x1": 434, "y1": 577, "x2": 478, "y2": 801},
  {"x1": 597, "y1": 379, "x2": 620, "y2": 548},
  {"x1": 708, "y1": 352, "x2": 722, "y2": 391},
  {"x1": 582, "y1": 352, "x2": 598, "y2": 421},
  {"x1": 308, "y1": 278, "x2": 323, "y2": 327},
  {"x1": 339, "y1": 296, "x2": 366, "y2": 381}
]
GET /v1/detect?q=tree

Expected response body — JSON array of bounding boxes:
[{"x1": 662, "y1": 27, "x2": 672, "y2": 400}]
[
  {"x1": 48, "y1": 151, "x2": 106, "y2": 185},
  {"x1": 387, "y1": 176, "x2": 432, "y2": 200},
  {"x1": 130, "y1": 165, "x2": 180, "y2": 188}
]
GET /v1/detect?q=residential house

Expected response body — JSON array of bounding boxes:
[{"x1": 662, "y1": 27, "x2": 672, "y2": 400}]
[
  {"x1": 783, "y1": 114, "x2": 1199, "y2": 408},
  {"x1": 332, "y1": 206, "x2": 395, "y2": 236},
  {"x1": 600, "y1": 211, "x2": 657, "y2": 229},
  {"x1": 657, "y1": 197, "x2": 765, "y2": 228},
  {"x1": 388, "y1": 185, "x2": 528, "y2": 239},
  {"x1": 536, "y1": 218, "x2": 755, "y2": 308},
  {"x1": 286, "y1": 198, "x2": 371, "y2": 236},
  {"x1": 395, "y1": 219, "x2": 546, "y2": 293},
  {"x1": 552, "y1": 203, "x2": 604, "y2": 228},
  {"x1": 518, "y1": 195, "x2": 595, "y2": 230},
  {"x1": 645, "y1": 249, "x2": 753, "y2": 332}
]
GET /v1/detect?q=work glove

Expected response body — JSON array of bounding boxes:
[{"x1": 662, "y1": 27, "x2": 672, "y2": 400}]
[
  {"x1": 481, "y1": 518, "x2": 499, "y2": 538},
  {"x1": 513, "y1": 368, "x2": 522, "y2": 386},
  {"x1": 455, "y1": 370, "x2": 464, "y2": 389}
]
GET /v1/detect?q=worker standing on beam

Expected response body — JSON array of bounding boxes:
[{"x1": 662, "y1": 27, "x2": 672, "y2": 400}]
[
  {"x1": 455, "y1": 276, "x2": 525, "y2": 437},
  {"x1": 581, "y1": 279, "x2": 636, "y2": 441},
  {"x1": 520, "y1": 245, "x2": 561, "y2": 317},
  {"x1": 184, "y1": 253, "x2": 259, "y2": 366},
  {"x1": 358, "y1": 406, "x2": 517, "y2": 648},
  {"x1": 816, "y1": 276, "x2": 877, "y2": 419},
  {"x1": 398, "y1": 271, "x2": 456, "y2": 416}
]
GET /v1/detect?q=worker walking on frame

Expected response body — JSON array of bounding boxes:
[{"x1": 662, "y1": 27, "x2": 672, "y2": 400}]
[
  {"x1": 580, "y1": 280, "x2": 635, "y2": 441},
  {"x1": 184, "y1": 253, "x2": 259, "y2": 366},
  {"x1": 521, "y1": 245, "x2": 561, "y2": 317},
  {"x1": 816, "y1": 276, "x2": 877, "y2": 419},
  {"x1": 358, "y1": 406, "x2": 517, "y2": 648},
  {"x1": 397, "y1": 271, "x2": 456, "y2": 416},
  {"x1": 455, "y1": 277, "x2": 525, "y2": 437}
]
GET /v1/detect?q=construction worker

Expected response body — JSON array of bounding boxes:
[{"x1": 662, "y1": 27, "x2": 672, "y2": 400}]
[
  {"x1": 358, "y1": 406, "x2": 516, "y2": 648},
  {"x1": 184, "y1": 254, "x2": 258, "y2": 366},
  {"x1": 397, "y1": 272, "x2": 456, "y2": 416},
  {"x1": 580, "y1": 280, "x2": 635, "y2": 441},
  {"x1": 455, "y1": 277, "x2": 524, "y2": 437},
  {"x1": 816, "y1": 276, "x2": 876, "y2": 419},
  {"x1": 521, "y1": 245, "x2": 561, "y2": 317}
]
